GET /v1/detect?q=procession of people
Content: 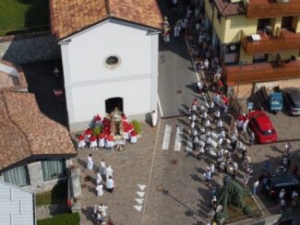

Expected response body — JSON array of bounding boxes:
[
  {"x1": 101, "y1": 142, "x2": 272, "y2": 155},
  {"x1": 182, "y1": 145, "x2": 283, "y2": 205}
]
[
  {"x1": 86, "y1": 156, "x2": 115, "y2": 224},
  {"x1": 161, "y1": 0, "x2": 300, "y2": 217}
]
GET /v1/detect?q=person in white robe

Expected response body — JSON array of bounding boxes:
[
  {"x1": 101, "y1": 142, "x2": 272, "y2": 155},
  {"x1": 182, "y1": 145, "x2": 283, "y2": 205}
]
[
  {"x1": 89, "y1": 136, "x2": 98, "y2": 150},
  {"x1": 123, "y1": 129, "x2": 130, "y2": 140},
  {"x1": 84, "y1": 128, "x2": 92, "y2": 144},
  {"x1": 105, "y1": 139, "x2": 115, "y2": 149},
  {"x1": 98, "y1": 135, "x2": 105, "y2": 149},
  {"x1": 99, "y1": 159, "x2": 106, "y2": 176},
  {"x1": 96, "y1": 172, "x2": 102, "y2": 185},
  {"x1": 130, "y1": 131, "x2": 138, "y2": 144},
  {"x1": 106, "y1": 165, "x2": 114, "y2": 183},
  {"x1": 96, "y1": 183, "x2": 103, "y2": 196},
  {"x1": 77, "y1": 134, "x2": 86, "y2": 149},
  {"x1": 87, "y1": 154, "x2": 94, "y2": 170},
  {"x1": 106, "y1": 176, "x2": 115, "y2": 192},
  {"x1": 98, "y1": 204, "x2": 108, "y2": 217}
]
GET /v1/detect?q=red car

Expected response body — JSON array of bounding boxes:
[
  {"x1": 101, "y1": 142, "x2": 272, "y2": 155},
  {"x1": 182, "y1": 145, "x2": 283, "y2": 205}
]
[{"x1": 248, "y1": 110, "x2": 278, "y2": 144}]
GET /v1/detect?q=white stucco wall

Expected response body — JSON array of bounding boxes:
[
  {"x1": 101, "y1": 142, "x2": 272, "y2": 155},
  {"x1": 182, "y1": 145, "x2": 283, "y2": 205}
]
[
  {"x1": 65, "y1": 22, "x2": 152, "y2": 82},
  {"x1": 60, "y1": 19, "x2": 159, "y2": 130},
  {"x1": 71, "y1": 78, "x2": 152, "y2": 122}
]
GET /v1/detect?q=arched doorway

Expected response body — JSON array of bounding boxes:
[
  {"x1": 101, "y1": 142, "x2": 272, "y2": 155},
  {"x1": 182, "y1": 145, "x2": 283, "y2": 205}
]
[{"x1": 105, "y1": 97, "x2": 123, "y2": 114}]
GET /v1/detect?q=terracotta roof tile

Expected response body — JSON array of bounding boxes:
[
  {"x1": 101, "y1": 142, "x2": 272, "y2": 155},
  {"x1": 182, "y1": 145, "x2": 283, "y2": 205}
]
[
  {"x1": 50, "y1": 0, "x2": 163, "y2": 40},
  {"x1": 0, "y1": 91, "x2": 76, "y2": 170},
  {"x1": 215, "y1": 0, "x2": 245, "y2": 16},
  {"x1": 0, "y1": 59, "x2": 28, "y2": 91}
]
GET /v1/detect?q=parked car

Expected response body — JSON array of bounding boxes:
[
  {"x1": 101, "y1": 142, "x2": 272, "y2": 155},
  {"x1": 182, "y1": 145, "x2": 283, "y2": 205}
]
[
  {"x1": 283, "y1": 90, "x2": 300, "y2": 116},
  {"x1": 248, "y1": 110, "x2": 277, "y2": 144},
  {"x1": 262, "y1": 174, "x2": 300, "y2": 201},
  {"x1": 260, "y1": 85, "x2": 283, "y2": 114}
]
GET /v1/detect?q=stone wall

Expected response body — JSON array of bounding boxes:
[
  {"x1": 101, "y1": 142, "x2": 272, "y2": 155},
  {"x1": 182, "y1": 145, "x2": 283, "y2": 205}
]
[
  {"x1": 25, "y1": 159, "x2": 72, "y2": 194},
  {"x1": 26, "y1": 161, "x2": 58, "y2": 193},
  {"x1": 0, "y1": 35, "x2": 61, "y2": 65}
]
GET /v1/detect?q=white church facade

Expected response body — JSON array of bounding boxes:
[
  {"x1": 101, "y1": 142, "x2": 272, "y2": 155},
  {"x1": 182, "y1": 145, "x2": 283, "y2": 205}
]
[{"x1": 50, "y1": 0, "x2": 162, "y2": 131}]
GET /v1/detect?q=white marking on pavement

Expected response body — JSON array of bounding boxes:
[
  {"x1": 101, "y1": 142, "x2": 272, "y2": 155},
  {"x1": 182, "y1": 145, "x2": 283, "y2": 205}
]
[
  {"x1": 174, "y1": 125, "x2": 182, "y2": 151},
  {"x1": 157, "y1": 94, "x2": 164, "y2": 117},
  {"x1": 137, "y1": 191, "x2": 145, "y2": 198},
  {"x1": 186, "y1": 139, "x2": 193, "y2": 152},
  {"x1": 135, "y1": 198, "x2": 144, "y2": 205},
  {"x1": 138, "y1": 184, "x2": 146, "y2": 191},
  {"x1": 134, "y1": 205, "x2": 143, "y2": 212},
  {"x1": 162, "y1": 124, "x2": 172, "y2": 150}
]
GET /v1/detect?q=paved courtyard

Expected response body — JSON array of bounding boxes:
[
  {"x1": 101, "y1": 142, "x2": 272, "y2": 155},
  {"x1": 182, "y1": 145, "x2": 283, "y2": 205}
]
[{"x1": 74, "y1": 108, "x2": 300, "y2": 225}]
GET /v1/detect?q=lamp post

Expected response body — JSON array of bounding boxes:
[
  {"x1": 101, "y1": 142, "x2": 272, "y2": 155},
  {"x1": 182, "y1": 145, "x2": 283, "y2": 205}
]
[{"x1": 236, "y1": 60, "x2": 243, "y2": 100}]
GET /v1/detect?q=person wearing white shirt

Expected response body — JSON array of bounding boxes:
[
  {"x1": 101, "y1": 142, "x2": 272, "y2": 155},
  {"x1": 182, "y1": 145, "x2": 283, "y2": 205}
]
[
  {"x1": 174, "y1": 23, "x2": 181, "y2": 37},
  {"x1": 189, "y1": 113, "x2": 196, "y2": 122},
  {"x1": 216, "y1": 119, "x2": 223, "y2": 132},
  {"x1": 204, "y1": 118, "x2": 210, "y2": 129},
  {"x1": 196, "y1": 145, "x2": 205, "y2": 160},
  {"x1": 98, "y1": 204, "x2": 108, "y2": 217},
  {"x1": 208, "y1": 100, "x2": 214, "y2": 113},
  {"x1": 202, "y1": 111, "x2": 208, "y2": 120},
  {"x1": 219, "y1": 129, "x2": 226, "y2": 140},
  {"x1": 213, "y1": 109, "x2": 221, "y2": 122},
  {"x1": 191, "y1": 104, "x2": 197, "y2": 113},
  {"x1": 209, "y1": 163, "x2": 215, "y2": 177}
]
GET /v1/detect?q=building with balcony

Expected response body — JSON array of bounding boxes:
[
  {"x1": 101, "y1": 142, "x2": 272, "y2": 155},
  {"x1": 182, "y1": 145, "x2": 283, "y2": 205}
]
[{"x1": 204, "y1": 0, "x2": 300, "y2": 88}]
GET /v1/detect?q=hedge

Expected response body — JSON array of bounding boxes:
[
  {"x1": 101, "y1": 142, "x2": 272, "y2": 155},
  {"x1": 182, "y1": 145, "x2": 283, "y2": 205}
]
[{"x1": 37, "y1": 213, "x2": 80, "y2": 225}]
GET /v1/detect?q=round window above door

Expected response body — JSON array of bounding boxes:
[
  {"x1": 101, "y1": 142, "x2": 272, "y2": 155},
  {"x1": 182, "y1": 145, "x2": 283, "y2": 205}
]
[{"x1": 105, "y1": 55, "x2": 121, "y2": 69}]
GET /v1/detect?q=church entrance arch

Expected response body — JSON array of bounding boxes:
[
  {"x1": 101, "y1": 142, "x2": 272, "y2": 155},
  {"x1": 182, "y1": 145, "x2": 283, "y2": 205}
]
[{"x1": 105, "y1": 97, "x2": 123, "y2": 114}]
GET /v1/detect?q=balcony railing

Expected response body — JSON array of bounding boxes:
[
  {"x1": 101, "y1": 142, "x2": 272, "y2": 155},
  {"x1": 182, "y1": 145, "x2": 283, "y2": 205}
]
[
  {"x1": 225, "y1": 59, "x2": 300, "y2": 85},
  {"x1": 246, "y1": 1, "x2": 300, "y2": 18},
  {"x1": 241, "y1": 30, "x2": 300, "y2": 54}
]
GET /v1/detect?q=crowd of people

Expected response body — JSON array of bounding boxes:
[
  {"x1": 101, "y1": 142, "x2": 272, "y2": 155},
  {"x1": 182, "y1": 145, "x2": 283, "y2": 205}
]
[
  {"x1": 164, "y1": 0, "x2": 225, "y2": 94},
  {"x1": 163, "y1": 0, "x2": 300, "y2": 216},
  {"x1": 86, "y1": 157, "x2": 115, "y2": 224},
  {"x1": 188, "y1": 96, "x2": 254, "y2": 187},
  {"x1": 77, "y1": 113, "x2": 139, "y2": 151}
]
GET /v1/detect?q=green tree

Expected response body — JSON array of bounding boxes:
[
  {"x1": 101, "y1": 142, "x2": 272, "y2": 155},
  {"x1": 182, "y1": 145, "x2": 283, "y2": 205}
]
[{"x1": 218, "y1": 179, "x2": 250, "y2": 213}]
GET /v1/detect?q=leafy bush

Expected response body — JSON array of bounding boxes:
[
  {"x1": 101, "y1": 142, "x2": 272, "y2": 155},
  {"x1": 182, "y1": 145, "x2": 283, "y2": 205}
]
[
  {"x1": 243, "y1": 206, "x2": 252, "y2": 215},
  {"x1": 132, "y1": 120, "x2": 142, "y2": 134},
  {"x1": 37, "y1": 213, "x2": 80, "y2": 225},
  {"x1": 92, "y1": 125, "x2": 102, "y2": 136}
]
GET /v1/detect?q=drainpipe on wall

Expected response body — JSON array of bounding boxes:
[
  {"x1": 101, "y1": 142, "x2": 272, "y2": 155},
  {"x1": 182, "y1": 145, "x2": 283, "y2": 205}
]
[{"x1": 236, "y1": 60, "x2": 243, "y2": 100}]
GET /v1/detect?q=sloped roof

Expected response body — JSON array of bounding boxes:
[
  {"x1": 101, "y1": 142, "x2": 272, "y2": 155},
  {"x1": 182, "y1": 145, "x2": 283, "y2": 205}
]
[
  {"x1": 215, "y1": 0, "x2": 245, "y2": 16},
  {"x1": 0, "y1": 91, "x2": 76, "y2": 171},
  {"x1": 50, "y1": 0, "x2": 163, "y2": 40},
  {"x1": 0, "y1": 59, "x2": 27, "y2": 91}
]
